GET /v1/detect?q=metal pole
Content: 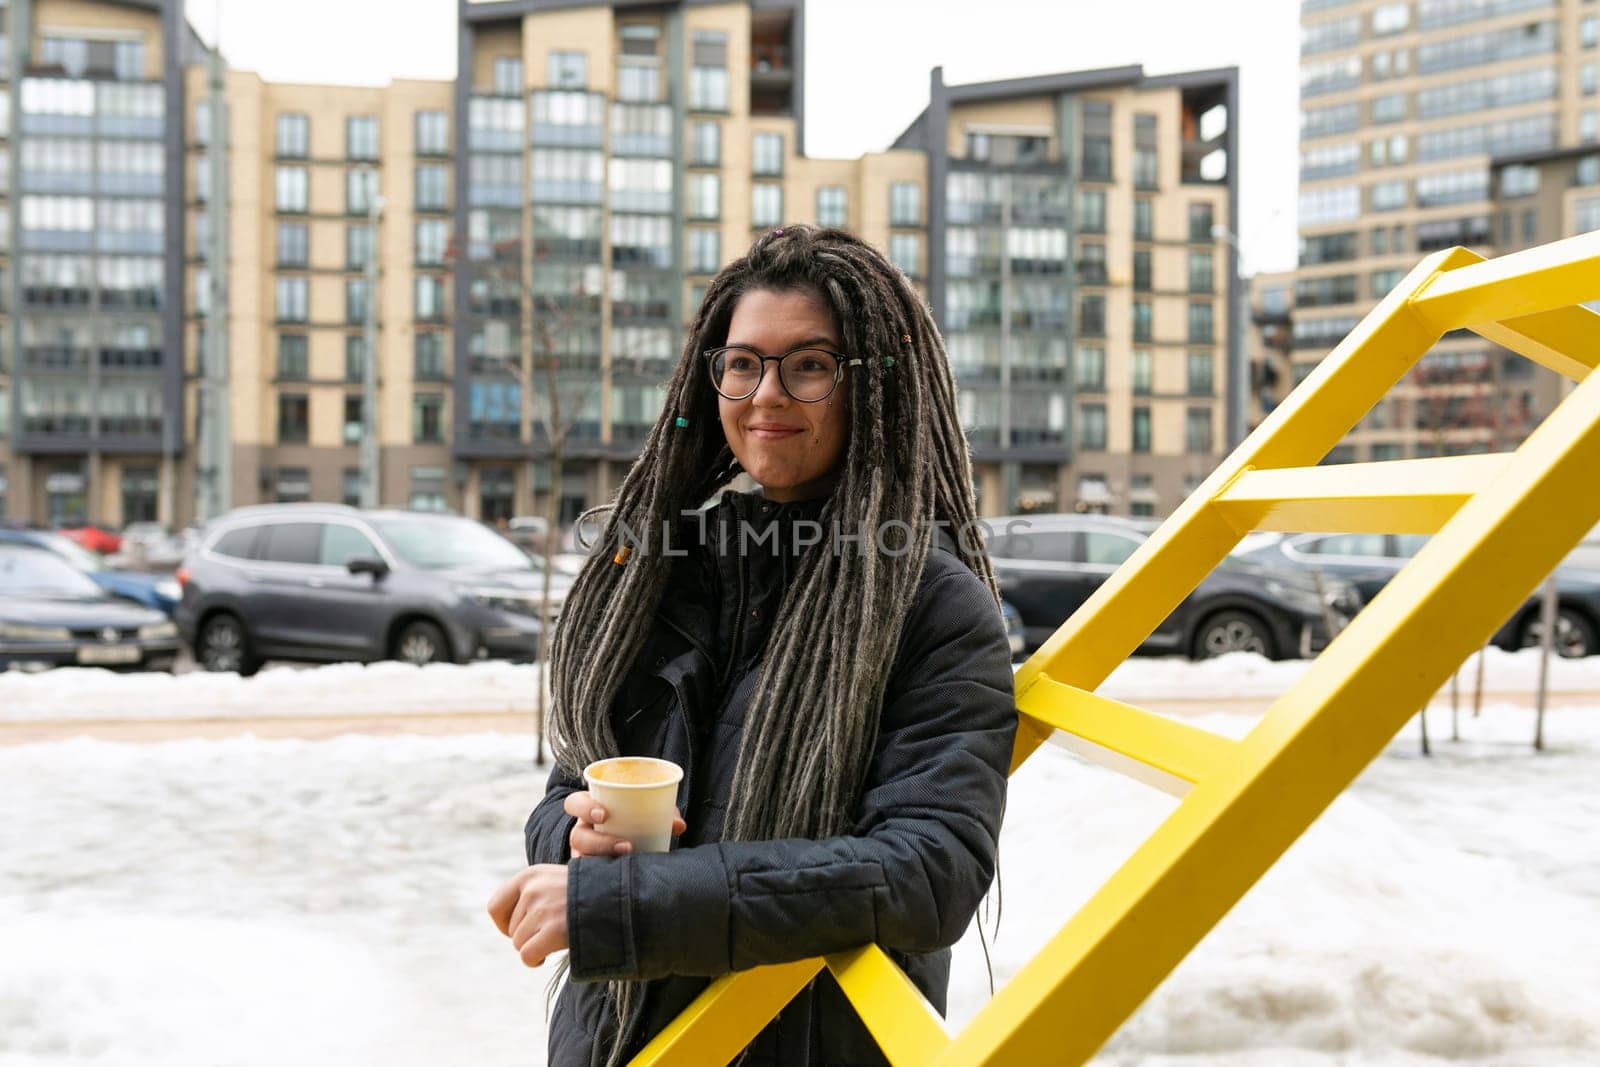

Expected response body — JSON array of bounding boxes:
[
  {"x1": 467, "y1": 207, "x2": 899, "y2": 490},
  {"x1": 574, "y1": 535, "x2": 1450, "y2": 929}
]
[
  {"x1": 360, "y1": 171, "x2": 382, "y2": 509},
  {"x1": 1472, "y1": 642, "x2": 1485, "y2": 718},
  {"x1": 998, "y1": 173, "x2": 1014, "y2": 512},
  {"x1": 1534, "y1": 573, "x2": 1557, "y2": 751},
  {"x1": 202, "y1": 8, "x2": 230, "y2": 518}
]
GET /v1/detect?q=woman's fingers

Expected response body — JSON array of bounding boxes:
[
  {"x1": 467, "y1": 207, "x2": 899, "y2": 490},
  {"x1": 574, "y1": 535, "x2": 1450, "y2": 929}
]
[
  {"x1": 486, "y1": 871, "x2": 523, "y2": 936},
  {"x1": 673, "y1": 807, "x2": 686, "y2": 835},
  {"x1": 562, "y1": 791, "x2": 607, "y2": 825},
  {"x1": 571, "y1": 823, "x2": 632, "y2": 857}
]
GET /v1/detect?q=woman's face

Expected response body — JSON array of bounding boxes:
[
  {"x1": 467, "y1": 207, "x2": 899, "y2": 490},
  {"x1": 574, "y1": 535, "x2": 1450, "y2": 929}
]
[{"x1": 717, "y1": 288, "x2": 850, "y2": 503}]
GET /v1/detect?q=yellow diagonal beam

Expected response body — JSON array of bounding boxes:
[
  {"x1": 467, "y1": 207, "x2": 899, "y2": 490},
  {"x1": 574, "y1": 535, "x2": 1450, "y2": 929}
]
[
  {"x1": 825, "y1": 946, "x2": 951, "y2": 1067},
  {"x1": 1474, "y1": 307, "x2": 1600, "y2": 382},
  {"x1": 940, "y1": 356, "x2": 1600, "y2": 1067},
  {"x1": 1212, "y1": 454, "x2": 1510, "y2": 535},
  {"x1": 1408, "y1": 229, "x2": 1600, "y2": 333},
  {"x1": 629, "y1": 959, "x2": 820, "y2": 1066},
  {"x1": 1018, "y1": 677, "x2": 1238, "y2": 787}
]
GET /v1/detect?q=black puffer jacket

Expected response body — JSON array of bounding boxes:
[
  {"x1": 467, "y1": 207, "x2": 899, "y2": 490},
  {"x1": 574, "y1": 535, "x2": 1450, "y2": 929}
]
[{"x1": 525, "y1": 489, "x2": 1017, "y2": 1066}]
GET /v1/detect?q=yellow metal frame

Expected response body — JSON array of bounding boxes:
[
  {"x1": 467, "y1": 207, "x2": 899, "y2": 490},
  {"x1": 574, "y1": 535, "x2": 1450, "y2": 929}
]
[{"x1": 626, "y1": 231, "x2": 1600, "y2": 1066}]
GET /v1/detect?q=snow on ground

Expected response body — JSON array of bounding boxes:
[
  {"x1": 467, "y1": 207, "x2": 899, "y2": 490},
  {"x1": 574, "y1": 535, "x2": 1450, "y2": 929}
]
[
  {"x1": 4, "y1": 696, "x2": 1599, "y2": 1065},
  {"x1": 6, "y1": 645, "x2": 1600, "y2": 722}
]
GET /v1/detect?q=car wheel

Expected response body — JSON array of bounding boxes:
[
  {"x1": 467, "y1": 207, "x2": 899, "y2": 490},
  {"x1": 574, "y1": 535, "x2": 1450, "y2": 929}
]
[
  {"x1": 198, "y1": 612, "x2": 261, "y2": 676},
  {"x1": 1193, "y1": 610, "x2": 1276, "y2": 660},
  {"x1": 394, "y1": 620, "x2": 449, "y2": 666},
  {"x1": 1520, "y1": 607, "x2": 1598, "y2": 659}
]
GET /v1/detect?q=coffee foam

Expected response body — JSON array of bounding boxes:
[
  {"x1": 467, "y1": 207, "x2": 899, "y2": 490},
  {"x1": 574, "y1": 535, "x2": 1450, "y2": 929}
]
[{"x1": 587, "y1": 757, "x2": 677, "y2": 786}]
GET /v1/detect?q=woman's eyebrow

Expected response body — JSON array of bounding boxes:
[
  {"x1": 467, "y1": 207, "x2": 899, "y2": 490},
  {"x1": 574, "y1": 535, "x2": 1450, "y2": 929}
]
[{"x1": 723, "y1": 335, "x2": 840, "y2": 352}]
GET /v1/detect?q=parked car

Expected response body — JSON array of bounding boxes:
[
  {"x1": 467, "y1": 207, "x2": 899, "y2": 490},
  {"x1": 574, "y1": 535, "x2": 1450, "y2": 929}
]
[
  {"x1": 0, "y1": 528, "x2": 182, "y2": 616},
  {"x1": 0, "y1": 542, "x2": 181, "y2": 672},
  {"x1": 986, "y1": 514, "x2": 1361, "y2": 660},
  {"x1": 175, "y1": 503, "x2": 576, "y2": 675},
  {"x1": 57, "y1": 525, "x2": 123, "y2": 555},
  {"x1": 1233, "y1": 532, "x2": 1600, "y2": 658}
]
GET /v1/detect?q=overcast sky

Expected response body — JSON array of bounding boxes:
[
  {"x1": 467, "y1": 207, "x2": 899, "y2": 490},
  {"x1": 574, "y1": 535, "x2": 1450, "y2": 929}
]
[{"x1": 185, "y1": 0, "x2": 1300, "y2": 272}]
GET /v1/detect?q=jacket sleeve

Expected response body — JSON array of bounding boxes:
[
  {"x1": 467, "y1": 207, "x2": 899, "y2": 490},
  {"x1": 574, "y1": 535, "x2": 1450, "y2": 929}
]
[
  {"x1": 565, "y1": 563, "x2": 1017, "y2": 982},
  {"x1": 526, "y1": 761, "x2": 584, "y2": 867}
]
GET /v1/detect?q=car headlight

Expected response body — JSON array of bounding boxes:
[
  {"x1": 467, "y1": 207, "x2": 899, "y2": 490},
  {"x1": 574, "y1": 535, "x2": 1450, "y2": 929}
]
[
  {"x1": 155, "y1": 579, "x2": 182, "y2": 600},
  {"x1": 460, "y1": 586, "x2": 548, "y2": 617},
  {"x1": 139, "y1": 621, "x2": 178, "y2": 640},
  {"x1": 0, "y1": 622, "x2": 72, "y2": 641}
]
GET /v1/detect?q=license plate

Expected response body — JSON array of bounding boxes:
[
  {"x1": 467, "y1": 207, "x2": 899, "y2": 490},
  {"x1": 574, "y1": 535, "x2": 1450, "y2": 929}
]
[{"x1": 77, "y1": 644, "x2": 141, "y2": 665}]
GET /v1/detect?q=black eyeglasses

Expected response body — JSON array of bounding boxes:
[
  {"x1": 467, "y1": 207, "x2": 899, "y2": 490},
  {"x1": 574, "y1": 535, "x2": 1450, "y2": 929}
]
[{"x1": 706, "y1": 344, "x2": 861, "y2": 403}]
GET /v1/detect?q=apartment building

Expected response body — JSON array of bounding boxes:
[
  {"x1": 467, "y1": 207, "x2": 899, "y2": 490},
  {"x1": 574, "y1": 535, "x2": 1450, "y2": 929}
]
[
  {"x1": 0, "y1": 0, "x2": 1239, "y2": 526},
  {"x1": 1292, "y1": 0, "x2": 1598, "y2": 462}
]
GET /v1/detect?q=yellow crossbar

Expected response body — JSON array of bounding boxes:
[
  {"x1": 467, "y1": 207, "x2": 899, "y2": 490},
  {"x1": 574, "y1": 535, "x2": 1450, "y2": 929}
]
[
  {"x1": 825, "y1": 946, "x2": 951, "y2": 1067},
  {"x1": 626, "y1": 232, "x2": 1600, "y2": 1067},
  {"x1": 1213, "y1": 454, "x2": 1510, "y2": 534},
  {"x1": 1017, "y1": 676, "x2": 1237, "y2": 789}
]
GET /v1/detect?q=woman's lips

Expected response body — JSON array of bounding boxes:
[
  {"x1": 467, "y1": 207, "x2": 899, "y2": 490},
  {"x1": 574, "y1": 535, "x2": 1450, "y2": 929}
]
[{"x1": 746, "y1": 425, "x2": 804, "y2": 440}]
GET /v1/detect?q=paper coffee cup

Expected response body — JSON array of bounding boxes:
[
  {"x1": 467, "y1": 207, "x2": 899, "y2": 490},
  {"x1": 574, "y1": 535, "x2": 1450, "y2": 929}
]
[{"x1": 582, "y1": 756, "x2": 684, "y2": 854}]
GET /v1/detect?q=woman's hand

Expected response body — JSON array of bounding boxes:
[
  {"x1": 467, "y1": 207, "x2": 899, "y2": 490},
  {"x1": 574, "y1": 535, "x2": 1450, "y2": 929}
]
[
  {"x1": 487, "y1": 864, "x2": 569, "y2": 968},
  {"x1": 563, "y1": 790, "x2": 687, "y2": 857}
]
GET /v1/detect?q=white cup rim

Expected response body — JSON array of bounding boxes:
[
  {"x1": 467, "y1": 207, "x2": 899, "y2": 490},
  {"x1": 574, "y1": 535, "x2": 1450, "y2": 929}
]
[{"x1": 583, "y1": 756, "x2": 684, "y2": 789}]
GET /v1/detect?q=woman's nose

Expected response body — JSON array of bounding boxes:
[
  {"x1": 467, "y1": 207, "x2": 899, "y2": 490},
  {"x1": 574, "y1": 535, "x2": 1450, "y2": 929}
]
[{"x1": 751, "y1": 363, "x2": 790, "y2": 406}]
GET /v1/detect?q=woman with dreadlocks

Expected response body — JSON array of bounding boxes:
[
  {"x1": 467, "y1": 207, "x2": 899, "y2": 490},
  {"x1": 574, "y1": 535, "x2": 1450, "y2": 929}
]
[{"x1": 488, "y1": 225, "x2": 1016, "y2": 1066}]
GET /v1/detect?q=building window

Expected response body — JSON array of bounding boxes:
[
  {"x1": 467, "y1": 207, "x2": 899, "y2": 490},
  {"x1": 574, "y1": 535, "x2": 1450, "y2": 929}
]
[
  {"x1": 345, "y1": 335, "x2": 368, "y2": 382},
  {"x1": 752, "y1": 183, "x2": 783, "y2": 227},
  {"x1": 416, "y1": 219, "x2": 448, "y2": 266},
  {"x1": 416, "y1": 276, "x2": 446, "y2": 321},
  {"x1": 688, "y1": 228, "x2": 721, "y2": 275},
  {"x1": 274, "y1": 468, "x2": 311, "y2": 503},
  {"x1": 1188, "y1": 302, "x2": 1214, "y2": 343},
  {"x1": 415, "y1": 333, "x2": 446, "y2": 379},
  {"x1": 889, "y1": 233, "x2": 921, "y2": 276},
  {"x1": 548, "y1": 51, "x2": 587, "y2": 89},
  {"x1": 1131, "y1": 407, "x2": 1151, "y2": 453},
  {"x1": 415, "y1": 110, "x2": 449, "y2": 155},
  {"x1": 1132, "y1": 300, "x2": 1152, "y2": 343},
  {"x1": 275, "y1": 113, "x2": 309, "y2": 159},
  {"x1": 618, "y1": 25, "x2": 661, "y2": 103},
  {"x1": 691, "y1": 121, "x2": 721, "y2": 166},
  {"x1": 1077, "y1": 189, "x2": 1107, "y2": 232},
  {"x1": 276, "y1": 334, "x2": 308, "y2": 380},
  {"x1": 1371, "y1": 178, "x2": 1409, "y2": 212},
  {"x1": 346, "y1": 278, "x2": 369, "y2": 324},
  {"x1": 1500, "y1": 164, "x2": 1539, "y2": 199},
  {"x1": 346, "y1": 168, "x2": 377, "y2": 215},
  {"x1": 753, "y1": 132, "x2": 784, "y2": 176},
  {"x1": 1077, "y1": 242, "x2": 1107, "y2": 285},
  {"x1": 277, "y1": 394, "x2": 309, "y2": 443},
  {"x1": 690, "y1": 31, "x2": 729, "y2": 111},
  {"x1": 1371, "y1": 2, "x2": 1410, "y2": 34},
  {"x1": 1079, "y1": 293, "x2": 1106, "y2": 337},
  {"x1": 816, "y1": 185, "x2": 847, "y2": 228},
  {"x1": 1077, "y1": 404, "x2": 1108, "y2": 451},
  {"x1": 493, "y1": 56, "x2": 524, "y2": 96},
  {"x1": 688, "y1": 173, "x2": 720, "y2": 220},
  {"x1": 344, "y1": 396, "x2": 365, "y2": 445},
  {"x1": 889, "y1": 182, "x2": 920, "y2": 227},
  {"x1": 1187, "y1": 351, "x2": 1215, "y2": 395},
  {"x1": 274, "y1": 166, "x2": 308, "y2": 213},
  {"x1": 1188, "y1": 250, "x2": 1214, "y2": 293},
  {"x1": 1584, "y1": 16, "x2": 1599, "y2": 50},
  {"x1": 1080, "y1": 99, "x2": 1113, "y2": 180},
  {"x1": 346, "y1": 224, "x2": 373, "y2": 269},
  {"x1": 1186, "y1": 407, "x2": 1214, "y2": 453},
  {"x1": 1188, "y1": 202, "x2": 1214, "y2": 243},
  {"x1": 413, "y1": 393, "x2": 446, "y2": 443},
  {"x1": 1073, "y1": 345, "x2": 1106, "y2": 391},
  {"x1": 1133, "y1": 113, "x2": 1158, "y2": 190},
  {"x1": 275, "y1": 277, "x2": 308, "y2": 322},
  {"x1": 276, "y1": 222, "x2": 308, "y2": 267},
  {"x1": 1132, "y1": 249, "x2": 1151, "y2": 291},
  {"x1": 346, "y1": 116, "x2": 379, "y2": 161},
  {"x1": 1133, "y1": 198, "x2": 1153, "y2": 240},
  {"x1": 1132, "y1": 349, "x2": 1153, "y2": 395},
  {"x1": 415, "y1": 164, "x2": 448, "y2": 211}
]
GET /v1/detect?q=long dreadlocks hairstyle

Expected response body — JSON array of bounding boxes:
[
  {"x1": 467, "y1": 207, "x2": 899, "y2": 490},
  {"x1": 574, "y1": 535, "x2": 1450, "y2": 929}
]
[{"x1": 544, "y1": 224, "x2": 999, "y2": 1063}]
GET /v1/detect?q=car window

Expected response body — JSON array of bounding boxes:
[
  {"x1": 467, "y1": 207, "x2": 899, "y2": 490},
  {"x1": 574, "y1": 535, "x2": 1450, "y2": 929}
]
[
  {"x1": 258, "y1": 522, "x2": 323, "y2": 565},
  {"x1": 320, "y1": 523, "x2": 380, "y2": 567},
  {"x1": 1392, "y1": 534, "x2": 1429, "y2": 558},
  {"x1": 370, "y1": 516, "x2": 533, "y2": 571},
  {"x1": 212, "y1": 526, "x2": 261, "y2": 560},
  {"x1": 1302, "y1": 533, "x2": 1386, "y2": 558},
  {"x1": 1083, "y1": 531, "x2": 1141, "y2": 567},
  {"x1": 0, "y1": 543, "x2": 103, "y2": 597}
]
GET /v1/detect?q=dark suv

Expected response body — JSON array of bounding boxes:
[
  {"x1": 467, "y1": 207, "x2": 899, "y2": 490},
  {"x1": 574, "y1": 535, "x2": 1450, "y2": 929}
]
[
  {"x1": 987, "y1": 514, "x2": 1361, "y2": 660},
  {"x1": 175, "y1": 504, "x2": 573, "y2": 675}
]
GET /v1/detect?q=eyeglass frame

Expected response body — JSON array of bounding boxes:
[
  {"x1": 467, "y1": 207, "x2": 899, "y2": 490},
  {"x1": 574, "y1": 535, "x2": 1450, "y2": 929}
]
[{"x1": 704, "y1": 343, "x2": 862, "y2": 403}]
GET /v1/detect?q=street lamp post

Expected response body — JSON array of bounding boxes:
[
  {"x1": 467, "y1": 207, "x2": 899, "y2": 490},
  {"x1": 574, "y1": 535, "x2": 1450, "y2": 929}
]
[{"x1": 1212, "y1": 224, "x2": 1250, "y2": 450}]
